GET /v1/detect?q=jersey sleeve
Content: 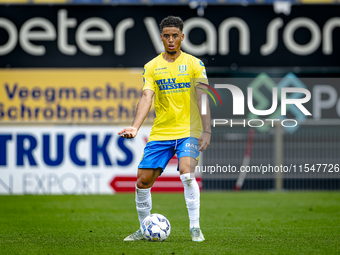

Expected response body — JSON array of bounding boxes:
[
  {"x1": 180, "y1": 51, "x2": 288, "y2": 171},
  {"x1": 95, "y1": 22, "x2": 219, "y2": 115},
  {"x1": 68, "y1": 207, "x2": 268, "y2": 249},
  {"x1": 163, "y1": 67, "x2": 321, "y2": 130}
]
[
  {"x1": 142, "y1": 65, "x2": 155, "y2": 92},
  {"x1": 193, "y1": 59, "x2": 209, "y2": 87}
]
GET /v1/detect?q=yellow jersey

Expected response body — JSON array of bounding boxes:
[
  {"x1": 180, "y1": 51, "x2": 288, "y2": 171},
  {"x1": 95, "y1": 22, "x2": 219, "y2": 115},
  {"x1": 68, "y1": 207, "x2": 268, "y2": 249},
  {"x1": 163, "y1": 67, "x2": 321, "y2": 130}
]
[{"x1": 143, "y1": 51, "x2": 208, "y2": 141}]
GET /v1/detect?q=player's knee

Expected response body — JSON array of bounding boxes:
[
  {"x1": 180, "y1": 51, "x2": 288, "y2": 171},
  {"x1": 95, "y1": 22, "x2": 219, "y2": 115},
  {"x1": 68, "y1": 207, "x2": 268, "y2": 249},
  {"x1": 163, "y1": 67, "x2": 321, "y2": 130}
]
[
  {"x1": 179, "y1": 164, "x2": 191, "y2": 175},
  {"x1": 179, "y1": 158, "x2": 196, "y2": 175},
  {"x1": 136, "y1": 177, "x2": 153, "y2": 189}
]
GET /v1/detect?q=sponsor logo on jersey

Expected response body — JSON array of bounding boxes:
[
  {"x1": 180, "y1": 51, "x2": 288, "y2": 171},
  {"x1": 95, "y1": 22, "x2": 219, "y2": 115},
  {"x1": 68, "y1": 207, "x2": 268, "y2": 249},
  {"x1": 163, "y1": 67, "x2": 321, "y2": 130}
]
[
  {"x1": 155, "y1": 78, "x2": 191, "y2": 91},
  {"x1": 199, "y1": 61, "x2": 205, "y2": 66},
  {"x1": 185, "y1": 143, "x2": 198, "y2": 150},
  {"x1": 155, "y1": 67, "x2": 167, "y2": 71}
]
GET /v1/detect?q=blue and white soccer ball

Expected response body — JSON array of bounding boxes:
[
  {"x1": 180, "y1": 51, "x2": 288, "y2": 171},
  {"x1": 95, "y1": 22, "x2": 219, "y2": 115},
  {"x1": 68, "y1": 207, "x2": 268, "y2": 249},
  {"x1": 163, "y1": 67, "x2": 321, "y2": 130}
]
[{"x1": 140, "y1": 214, "x2": 171, "y2": 241}]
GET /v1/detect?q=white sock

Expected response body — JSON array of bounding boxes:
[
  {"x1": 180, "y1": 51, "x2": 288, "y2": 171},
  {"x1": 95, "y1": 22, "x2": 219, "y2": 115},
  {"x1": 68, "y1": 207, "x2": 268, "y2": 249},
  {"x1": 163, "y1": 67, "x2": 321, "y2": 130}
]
[
  {"x1": 135, "y1": 186, "x2": 152, "y2": 226},
  {"x1": 180, "y1": 173, "x2": 200, "y2": 229}
]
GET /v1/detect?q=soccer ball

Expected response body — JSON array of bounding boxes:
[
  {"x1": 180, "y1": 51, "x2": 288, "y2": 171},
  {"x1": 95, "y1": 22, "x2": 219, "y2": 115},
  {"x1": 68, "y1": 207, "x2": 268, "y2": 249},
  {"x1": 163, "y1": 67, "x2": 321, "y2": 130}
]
[{"x1": 140, "y1": 214, "x2": 171, "y2": 241}]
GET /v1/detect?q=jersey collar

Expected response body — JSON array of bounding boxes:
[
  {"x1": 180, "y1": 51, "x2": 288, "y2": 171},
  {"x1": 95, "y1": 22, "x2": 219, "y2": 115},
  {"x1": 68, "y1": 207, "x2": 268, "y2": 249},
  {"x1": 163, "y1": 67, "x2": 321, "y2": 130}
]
[{"x1": 160, "y1": 51, "x2": 184, "y2": 64}]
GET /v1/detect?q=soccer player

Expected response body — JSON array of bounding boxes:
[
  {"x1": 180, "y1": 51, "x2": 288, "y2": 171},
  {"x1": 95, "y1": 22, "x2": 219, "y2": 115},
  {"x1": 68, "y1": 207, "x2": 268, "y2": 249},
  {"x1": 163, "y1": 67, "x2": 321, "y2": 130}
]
[{"x1": 119, "y1": 16, "x2": 211, "y2": 242}]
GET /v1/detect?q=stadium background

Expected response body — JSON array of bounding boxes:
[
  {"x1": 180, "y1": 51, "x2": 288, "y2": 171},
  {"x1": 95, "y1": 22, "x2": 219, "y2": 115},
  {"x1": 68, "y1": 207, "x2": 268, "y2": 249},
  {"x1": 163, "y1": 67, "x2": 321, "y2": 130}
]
[{"x1": 1, "y1": 0, "x2": 340, "y2": 195}]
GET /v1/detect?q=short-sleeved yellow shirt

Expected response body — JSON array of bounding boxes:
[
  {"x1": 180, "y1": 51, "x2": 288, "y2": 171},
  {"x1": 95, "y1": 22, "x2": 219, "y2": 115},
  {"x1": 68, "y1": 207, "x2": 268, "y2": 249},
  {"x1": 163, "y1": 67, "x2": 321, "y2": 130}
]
[{"x1": 143, "y1": 51, "x2": 208, "y2": 141}]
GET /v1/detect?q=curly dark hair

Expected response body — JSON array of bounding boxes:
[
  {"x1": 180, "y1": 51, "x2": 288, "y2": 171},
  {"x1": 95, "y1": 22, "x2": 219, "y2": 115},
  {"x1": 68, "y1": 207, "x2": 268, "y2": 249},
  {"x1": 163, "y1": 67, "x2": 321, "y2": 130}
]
[{"x1": 159, "y1": 16, "x2": 184, "y2": 32}]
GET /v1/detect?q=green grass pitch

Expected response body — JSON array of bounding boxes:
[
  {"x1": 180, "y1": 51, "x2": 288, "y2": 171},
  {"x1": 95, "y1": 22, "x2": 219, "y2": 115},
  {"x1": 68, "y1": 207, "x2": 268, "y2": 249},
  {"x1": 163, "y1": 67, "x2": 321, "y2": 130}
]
[{"x1": 0, "y1": 192, "x2": 339, "y2": 254}]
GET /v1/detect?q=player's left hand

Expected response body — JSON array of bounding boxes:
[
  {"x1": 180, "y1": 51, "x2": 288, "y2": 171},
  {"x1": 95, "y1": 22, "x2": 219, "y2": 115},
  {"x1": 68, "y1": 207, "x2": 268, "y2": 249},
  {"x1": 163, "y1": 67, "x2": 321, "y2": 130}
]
[{"x1": 198, "y1": 132, "x2": 211, "y2": 151}]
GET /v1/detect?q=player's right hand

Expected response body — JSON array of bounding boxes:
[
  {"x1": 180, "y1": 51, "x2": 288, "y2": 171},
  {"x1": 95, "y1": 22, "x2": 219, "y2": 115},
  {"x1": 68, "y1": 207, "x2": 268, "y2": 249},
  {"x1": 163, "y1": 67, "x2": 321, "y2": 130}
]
[{"x1": 118, "y1": 127, "x2": 138, "y2": 139}]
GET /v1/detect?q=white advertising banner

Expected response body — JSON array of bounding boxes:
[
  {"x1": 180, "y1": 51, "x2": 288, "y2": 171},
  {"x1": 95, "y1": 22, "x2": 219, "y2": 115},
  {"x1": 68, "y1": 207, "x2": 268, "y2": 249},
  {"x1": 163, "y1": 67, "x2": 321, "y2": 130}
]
[{"x1": 0, "y1": 126, "x2": 180, "y2": 195}]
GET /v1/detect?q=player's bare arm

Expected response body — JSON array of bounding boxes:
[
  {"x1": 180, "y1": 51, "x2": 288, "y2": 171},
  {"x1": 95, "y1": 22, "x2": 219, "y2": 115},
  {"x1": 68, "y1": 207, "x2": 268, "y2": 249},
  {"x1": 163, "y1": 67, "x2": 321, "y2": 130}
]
[
  {"x1": 118, "y1": 89, "x2": 154, "y2": 139},
  {"x1": 196, "y1": 84, "x2": 211, "y2": 151}
]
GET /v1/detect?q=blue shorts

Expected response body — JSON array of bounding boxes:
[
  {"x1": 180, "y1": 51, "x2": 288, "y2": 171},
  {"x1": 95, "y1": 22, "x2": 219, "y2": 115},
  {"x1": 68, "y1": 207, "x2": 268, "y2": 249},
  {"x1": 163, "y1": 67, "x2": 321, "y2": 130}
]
[{"x1": 138, "y1": 137, "x2": 200, "y2": 172}]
